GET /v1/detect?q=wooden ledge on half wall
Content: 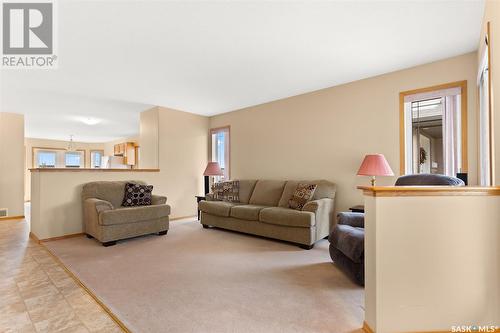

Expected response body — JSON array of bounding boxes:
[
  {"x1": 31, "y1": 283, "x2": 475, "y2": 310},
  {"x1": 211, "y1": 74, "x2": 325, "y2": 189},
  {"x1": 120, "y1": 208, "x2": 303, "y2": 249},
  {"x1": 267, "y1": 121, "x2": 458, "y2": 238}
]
[
  {"x1": 357, "y1": 185, "x2": 500, "y2": 197},
  {"x1": 29, "y1": 168, "x2": 160, "y2": 172}
]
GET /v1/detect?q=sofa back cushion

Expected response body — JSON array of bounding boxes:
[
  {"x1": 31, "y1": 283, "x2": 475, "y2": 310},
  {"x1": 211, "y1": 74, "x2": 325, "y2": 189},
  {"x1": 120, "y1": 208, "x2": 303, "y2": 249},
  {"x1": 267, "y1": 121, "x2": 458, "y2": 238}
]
[
  {"x1": 238, "y1": 180, "x2": 258, "y2": 204},
  {"x1": 82, "y1": 180, "x2": 146, "y2": 208},
  {"x1": 249, "y1": 180, "x2": 286, "y2": 206},
  {"x1": 311, "y1": 180, "x2": 337, "y2": 200},
  {"x1": 278, "y1": 180, "x2": 336, "y2": 208}
]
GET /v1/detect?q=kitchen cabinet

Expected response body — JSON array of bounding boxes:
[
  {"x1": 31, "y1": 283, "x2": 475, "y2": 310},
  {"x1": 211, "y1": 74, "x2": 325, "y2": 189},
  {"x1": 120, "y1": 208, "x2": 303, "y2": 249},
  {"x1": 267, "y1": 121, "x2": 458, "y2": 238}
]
[{"x1": 113, "y1": 142, "x2": 137, "y2": 166}]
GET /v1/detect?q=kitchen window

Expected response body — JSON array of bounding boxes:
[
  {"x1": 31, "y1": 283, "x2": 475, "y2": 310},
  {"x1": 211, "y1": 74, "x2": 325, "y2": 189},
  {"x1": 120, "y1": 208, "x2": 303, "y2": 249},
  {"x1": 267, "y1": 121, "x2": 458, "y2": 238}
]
[
  {"x1": 90, "y1": 150, "x2": 104, "y2": 168},
  {"x1": 36, "y1": 151, "x2": 56, "y2": 168},
  {"x1": 65, "y1": 152, "x2": 82, "y2": 168}
]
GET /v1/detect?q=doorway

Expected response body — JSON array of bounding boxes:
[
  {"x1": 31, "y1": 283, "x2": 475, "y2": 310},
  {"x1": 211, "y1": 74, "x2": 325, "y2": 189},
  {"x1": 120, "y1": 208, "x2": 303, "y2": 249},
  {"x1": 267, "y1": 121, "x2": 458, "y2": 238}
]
[{"x1": 399, "y1": 81, "x2": 468, "y2": 177}]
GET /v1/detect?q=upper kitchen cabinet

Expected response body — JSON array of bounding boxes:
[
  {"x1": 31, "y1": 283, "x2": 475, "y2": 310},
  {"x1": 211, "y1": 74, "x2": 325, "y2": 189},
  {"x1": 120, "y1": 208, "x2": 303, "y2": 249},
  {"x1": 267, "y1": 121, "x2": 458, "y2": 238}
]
[{"x1": 113, "y1": 142, "x2": 137, "y2": 165}]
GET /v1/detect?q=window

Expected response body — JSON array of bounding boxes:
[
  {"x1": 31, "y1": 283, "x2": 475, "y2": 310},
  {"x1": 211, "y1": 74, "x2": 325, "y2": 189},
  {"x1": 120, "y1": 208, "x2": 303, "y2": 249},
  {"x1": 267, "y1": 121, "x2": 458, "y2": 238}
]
[
  {"x1": 210, "y1": 126, "x2": 230, "y2": 181},
  {"x1": 400, "y1": 81, "x2": 467, "y2": 177},
  {"x1": 37, "y1": 151, "x2": 56, "y2": 168},
  {"x1": 65, "y1": 152, "x2": 82, "y2": 168},
  {"x1": 90, "y1": 150, "x2": 104, "y2": 168}
]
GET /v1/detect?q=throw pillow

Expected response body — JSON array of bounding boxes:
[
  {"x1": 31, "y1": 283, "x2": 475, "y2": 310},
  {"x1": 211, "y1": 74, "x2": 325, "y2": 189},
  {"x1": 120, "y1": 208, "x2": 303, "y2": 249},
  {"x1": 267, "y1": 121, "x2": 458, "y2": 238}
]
[
  {"x1": 222, "y1": 180, "x2": 240, "y2": 203},
  {"x1": 288, "y1": 183, "x2": 317, "y2": 210},
  {"x1": 211, "y1": 182, "x2": 224, "y2": 201},
  {"x1": 122, "y1": 182, "x2": 153, "y2": 207}
]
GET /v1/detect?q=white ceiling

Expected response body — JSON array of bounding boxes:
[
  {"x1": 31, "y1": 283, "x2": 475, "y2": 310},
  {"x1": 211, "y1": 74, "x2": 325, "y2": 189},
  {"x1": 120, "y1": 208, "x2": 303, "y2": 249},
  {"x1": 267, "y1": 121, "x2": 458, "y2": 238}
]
[{"x1": 1, "y1": 0, "x2": 485, "y2": 142}]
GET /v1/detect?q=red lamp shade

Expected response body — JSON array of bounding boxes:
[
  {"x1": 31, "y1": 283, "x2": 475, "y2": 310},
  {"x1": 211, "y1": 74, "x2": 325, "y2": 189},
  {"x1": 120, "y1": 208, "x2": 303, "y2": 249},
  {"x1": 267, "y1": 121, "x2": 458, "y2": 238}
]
[
  {"x1": 203, "y1": 162, "x2": 223, "y2": 176},
  {"x1": 357, "y1": 154, "x2": 394, "y2": 177}
]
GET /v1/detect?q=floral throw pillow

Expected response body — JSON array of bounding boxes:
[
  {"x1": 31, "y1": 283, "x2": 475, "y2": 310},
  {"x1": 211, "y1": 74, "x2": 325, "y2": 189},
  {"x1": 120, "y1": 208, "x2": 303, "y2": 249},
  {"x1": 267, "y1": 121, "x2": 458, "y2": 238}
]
[
  {"x1": 211, "y1": 182, "x2": 224, "y2": 201},
  {"x1": 122, "y1": 182, "x2": 153, "y2": 207},
  {"x1": 211, "y1": 180, "x2": 240, "y2": 202},
  {"x1": 288, "y1": 183, "x2": 317, "y2": 210},
  {"x1": 222, "y1": 180, "x2": 240, "y2": 203}
]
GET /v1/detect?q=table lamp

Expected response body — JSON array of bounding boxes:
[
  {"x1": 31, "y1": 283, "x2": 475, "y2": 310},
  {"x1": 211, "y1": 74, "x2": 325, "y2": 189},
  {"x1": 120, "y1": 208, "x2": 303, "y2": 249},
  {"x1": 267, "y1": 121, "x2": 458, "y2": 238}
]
[
  {"x1": 357, "y1": 154, "x2": 394, "y2": 186},
  {"x1": 203, "y1": 162, "x2": 223, "y2": 194}
]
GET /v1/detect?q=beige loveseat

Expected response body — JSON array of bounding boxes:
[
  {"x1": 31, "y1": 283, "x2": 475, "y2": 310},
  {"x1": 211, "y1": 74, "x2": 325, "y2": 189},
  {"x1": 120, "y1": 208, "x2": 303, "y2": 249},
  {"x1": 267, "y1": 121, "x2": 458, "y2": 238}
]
[
  {"x1": 199, "y1": 180, "x2": 336, "y2": 249},
  {"x1": 82, "y1": 181, "x2": 170, "y2": 246}
]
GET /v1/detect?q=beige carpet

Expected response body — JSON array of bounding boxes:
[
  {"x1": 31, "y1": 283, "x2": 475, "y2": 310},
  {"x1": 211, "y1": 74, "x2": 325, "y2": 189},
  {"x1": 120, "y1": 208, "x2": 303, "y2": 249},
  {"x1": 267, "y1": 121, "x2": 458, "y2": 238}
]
[{"x1": 45, "y1": 219, "x2": 364, "y2": 333}]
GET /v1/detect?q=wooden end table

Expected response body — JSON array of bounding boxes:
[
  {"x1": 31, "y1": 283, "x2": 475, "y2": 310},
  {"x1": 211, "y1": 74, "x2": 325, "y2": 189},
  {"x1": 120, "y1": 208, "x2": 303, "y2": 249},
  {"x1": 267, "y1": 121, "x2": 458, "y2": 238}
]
[{"x1": 195, "y1": 196, "x2": 206, "y2": 220}]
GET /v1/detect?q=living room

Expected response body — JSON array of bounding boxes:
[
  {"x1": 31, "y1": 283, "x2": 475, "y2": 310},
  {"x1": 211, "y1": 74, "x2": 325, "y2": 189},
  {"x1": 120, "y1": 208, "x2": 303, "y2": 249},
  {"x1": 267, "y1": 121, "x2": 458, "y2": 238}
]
[{"x1": 0, "y1": 1, "x2": 499, "y2": 333}]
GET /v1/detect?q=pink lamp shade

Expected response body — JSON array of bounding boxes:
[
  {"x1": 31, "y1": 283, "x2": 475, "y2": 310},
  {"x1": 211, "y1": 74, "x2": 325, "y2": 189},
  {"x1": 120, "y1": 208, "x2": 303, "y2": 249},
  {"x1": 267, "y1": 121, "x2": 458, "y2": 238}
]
[
  {"x1": 203, "y1": 162, "x2": 223, "y2": 176},
  {"x1": 357, "y1": 154, "x2": 394, "y2": 177}
]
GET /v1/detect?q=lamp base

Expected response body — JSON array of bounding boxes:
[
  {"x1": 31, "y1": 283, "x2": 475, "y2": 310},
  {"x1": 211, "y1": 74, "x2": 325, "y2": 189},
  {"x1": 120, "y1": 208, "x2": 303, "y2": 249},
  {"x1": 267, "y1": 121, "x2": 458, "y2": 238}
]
[
  {"x1": 204, "y1": 176, "x2": 210, "y2": 195},
  {"x1": 370, "y1": 176, "x2": 376, "y2": 186}
]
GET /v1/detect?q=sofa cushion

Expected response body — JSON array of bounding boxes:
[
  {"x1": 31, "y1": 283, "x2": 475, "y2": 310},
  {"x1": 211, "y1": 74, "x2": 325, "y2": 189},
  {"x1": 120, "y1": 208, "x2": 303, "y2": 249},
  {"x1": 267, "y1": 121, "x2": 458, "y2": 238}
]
[
  {"x1": 83, "y1": 180, "x2": 147, "y2": 209},
  {"x1": 230, "y1": 205, "x2": 268, "y2": 221},
  {"x1": 249, "y1": 180, "x2": 286, "y2": 206},
  {"x1": 259, "y1": 207, "x2": 315, "y2": 228},
  {"x1": 278, "y1": 180, "x2": 336, "y2": 208},
  {"x1": 236, "y1": 180, "x2": 257, "y2": 204},
  {"x1": 199, "y1": 200, "x2": 240, "y2": 217},
  {"x1": 329, "y1": 224, "x2": 364, "y2": 264},
  {"x1": 99, "y1": 205, "x2": 171, "y2": 226}
]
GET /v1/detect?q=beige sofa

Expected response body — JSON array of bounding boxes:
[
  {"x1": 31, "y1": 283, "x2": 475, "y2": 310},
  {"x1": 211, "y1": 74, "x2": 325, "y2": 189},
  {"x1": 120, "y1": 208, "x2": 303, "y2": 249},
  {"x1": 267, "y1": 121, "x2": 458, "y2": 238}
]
[
  {"x1": 82, "y1": 181, "x2": 170, "y2": 246},
  {"x1": 199, "y1": 180, "x2": 336, "y2": 249}
]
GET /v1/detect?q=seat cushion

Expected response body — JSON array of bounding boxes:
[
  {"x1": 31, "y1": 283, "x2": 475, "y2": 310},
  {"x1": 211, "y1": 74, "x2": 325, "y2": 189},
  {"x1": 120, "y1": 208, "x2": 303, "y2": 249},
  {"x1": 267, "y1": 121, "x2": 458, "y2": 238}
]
[
  {"x1": 329, "y1": 224, "x2": 364, "y2": 263},
  {"x1": 230, "y1": 205, "x2": 268, "y2": 221},
  {"x1": 99, "y1": 204, "x2": 171, "y2": 226},
  {"x1": 199, "y1": 201, "x2": 240, "y2": 217},
  {"x1": 259, "y1": 207, "x2": 315, "y2": 228},
  {"x1": 249, "y1": 180, "x2": 286, "y2": 206}
]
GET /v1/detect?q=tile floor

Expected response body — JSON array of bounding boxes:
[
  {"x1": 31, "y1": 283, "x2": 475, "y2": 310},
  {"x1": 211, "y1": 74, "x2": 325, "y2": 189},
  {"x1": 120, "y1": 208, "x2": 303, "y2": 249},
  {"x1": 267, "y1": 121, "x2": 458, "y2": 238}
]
[{"x1": 0, "y1": 218, "x2": 123, "y2": 333}]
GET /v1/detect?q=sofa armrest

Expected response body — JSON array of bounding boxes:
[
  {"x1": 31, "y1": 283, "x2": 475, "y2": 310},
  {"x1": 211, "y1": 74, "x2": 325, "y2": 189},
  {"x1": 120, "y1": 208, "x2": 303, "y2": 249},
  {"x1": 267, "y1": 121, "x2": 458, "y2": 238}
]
[
  {"x1": 302, "y1": 198, "x2": 335, "y2": 240},
  {"x1": 85, "y1": 198, "x2": 114, "y2": 214},
  {"x1": 152, "y1": 195, "x2": 167, "y2": 205},
  {"x1": 83, "y1": 198, "x2": 113, "y2": 236},
  {"x1": 337, "y1": 212, "x2": 365, "y2": 228}
]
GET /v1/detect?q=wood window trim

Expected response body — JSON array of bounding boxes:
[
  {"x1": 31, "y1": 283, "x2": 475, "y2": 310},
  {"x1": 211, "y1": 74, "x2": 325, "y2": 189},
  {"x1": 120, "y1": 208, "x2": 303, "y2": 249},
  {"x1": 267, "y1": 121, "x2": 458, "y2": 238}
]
[
  {"x1": 209, "y1": 126, "x2": 231, "y2": 180},
  {"x1": 399, "y1": 80, "x2": 468, "y2": 175},
  {"x1": 482, "y1": 22, "x2": 494, "y2": 184},
  {"x1": 89, "y1": 149, "x2": 105, "y2": 168},
  {"x1": 32, "y1": 147, "x2": 86, "y2": 169}
]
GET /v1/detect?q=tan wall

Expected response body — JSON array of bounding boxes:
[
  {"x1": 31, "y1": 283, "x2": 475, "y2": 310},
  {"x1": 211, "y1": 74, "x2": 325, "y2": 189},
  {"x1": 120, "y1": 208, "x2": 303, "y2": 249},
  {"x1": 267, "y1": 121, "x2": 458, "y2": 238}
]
[
  {"x1": 480, "y1": 0, "x2": 500, "y2": 184},
  {"x1": 0, "y1": 113, "x2": 25, "y2": 217},
  {"x1": 139, "y1": 108, "x2": 159, "y2": 169},
  {"x1": 209, "y1": 52, "x2": 478, "y2": 213},
  {"x1": 24, "y1": 138, "x2": 106, "y2": 201},
  {"x1": 157, "y1": 107, "x2": 209, "y2": 218},
  {"x1": 364, "y1": 192, "x2": 500, "y2": 332}
]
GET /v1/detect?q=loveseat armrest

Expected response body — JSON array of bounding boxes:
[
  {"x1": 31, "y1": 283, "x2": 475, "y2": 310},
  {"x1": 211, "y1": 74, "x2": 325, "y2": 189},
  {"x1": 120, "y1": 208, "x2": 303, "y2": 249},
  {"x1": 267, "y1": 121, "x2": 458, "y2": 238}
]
[
  {"x1": 302, "y1": 198, "x2": 335, "y2": 240},
  {"x1": 152, "y1": 195, "x2": 167, "y2": 205},
  {"x1": 337, "y1": 212, "x2": 365, "y2": 228},
  {"x1": 85, "y1": 198, "x2": 114, "y2": 214}
]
